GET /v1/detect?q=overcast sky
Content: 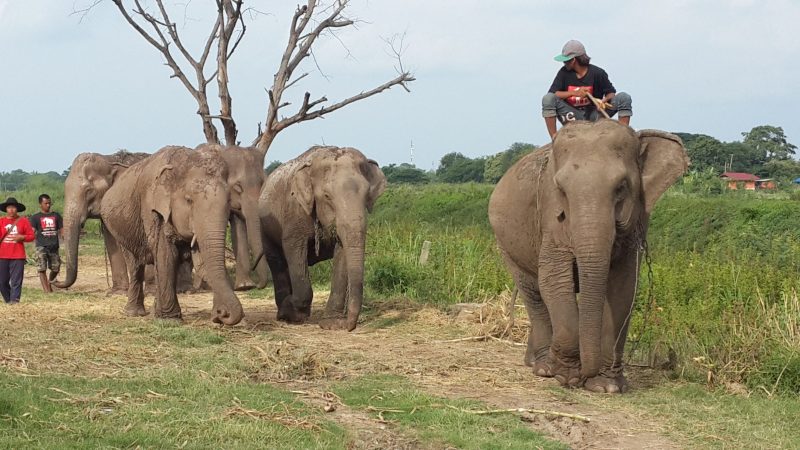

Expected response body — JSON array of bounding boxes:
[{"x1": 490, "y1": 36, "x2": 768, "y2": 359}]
[{"x1": 1, "y1": 0, "x2": 798, "y2": 173}]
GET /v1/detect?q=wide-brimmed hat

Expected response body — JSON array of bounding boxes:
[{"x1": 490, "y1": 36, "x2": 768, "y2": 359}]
[
  {"x1": 0, "y1": 197, "x2": 26, "y2": 213},
  {"x1": 554, "y1": 40, "x2": 586, "y2": 62}
]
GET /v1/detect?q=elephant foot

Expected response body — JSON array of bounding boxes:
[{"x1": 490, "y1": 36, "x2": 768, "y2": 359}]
[
  {"x1": 319, "y1": 316, "x2": 357, "y2": 332},
  {"x1": 154, "y1": 310, "x2": 183, "y2": 321},
  {"x1": 234, "y1": 280, "x2": 256, "y2": 292},
  {"x1": 107, "y1": 287, "x2": 129, "y2": 297},
  {"x1": 550, "y1": 357, "x2": 582, "y2": 387},
  {"x1": 585, "y1": 375, "x2": 628, "y2": 394},
  {"x1": 277, "y1": 303, "x2": 309, "y2": 324},
  {"x1": 123, "y1": 303, "x2": 148, "y2": 317},
  {"x1": 553, "y1": 367, "x2": 583, "y2": 388},
  {"x1": 531, "y1": 360, "x2": 555, "y2": 378}
]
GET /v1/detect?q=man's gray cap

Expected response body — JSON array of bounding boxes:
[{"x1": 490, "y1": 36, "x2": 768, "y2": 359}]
[{"x1": 554, "y1": 40, "x2": 586, "y2": 62}]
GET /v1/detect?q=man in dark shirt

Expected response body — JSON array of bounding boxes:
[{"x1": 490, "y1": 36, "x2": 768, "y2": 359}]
[
  {"x1": 29, "y1": 194, "x2": 62, "y2": 292},
  {"x1": 542, "y1": 40, "x2": 632, "y2": 139}
]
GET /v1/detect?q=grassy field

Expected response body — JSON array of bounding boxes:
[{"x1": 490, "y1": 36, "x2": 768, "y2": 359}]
[{"x1": 2, "y1": 183, "x2": 800, "y2": 447}]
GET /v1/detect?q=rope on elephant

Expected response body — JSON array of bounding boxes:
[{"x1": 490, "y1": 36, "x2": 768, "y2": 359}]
[{"x1": 625, "y1": 236, "x2": 656, "y2": 365}]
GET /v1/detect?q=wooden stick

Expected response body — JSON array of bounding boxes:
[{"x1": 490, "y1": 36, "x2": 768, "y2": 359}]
[
  {"x1": 444, "y1": 404, "x2": 591, "y2": 423},
  {"x1": 586, "y1": 92, "x2": 611, "y2": 119}
]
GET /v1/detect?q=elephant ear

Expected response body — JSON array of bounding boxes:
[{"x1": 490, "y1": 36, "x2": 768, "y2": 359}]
[
  {"x1": 290, "y1": 162, "x2": 314, "y2": 216},
  {"x1": 364, "y1": 159, "x2": 387, "y2": 213},
  {"x1": 152, "y1": 165, "x2": 175, "y2": 221},
  {"x1": 638, "y1": 130, "x2": 690, "y2": 213}
]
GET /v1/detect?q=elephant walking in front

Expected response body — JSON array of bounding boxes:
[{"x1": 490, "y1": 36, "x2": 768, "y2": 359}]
[
  {"x1": 489, "y1": 120, "x2": 688, "y2": 393},
  {"x1": 101, "y1": 145, "x2": 245, "y2": 325},
  {"x1": 255, "y1": 146, "x2": 386, "y2": 331}
]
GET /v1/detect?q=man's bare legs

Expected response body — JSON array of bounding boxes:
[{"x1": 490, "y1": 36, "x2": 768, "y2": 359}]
[{"x1": 545, "y1": 116, "x2": 558, "y2": 140}]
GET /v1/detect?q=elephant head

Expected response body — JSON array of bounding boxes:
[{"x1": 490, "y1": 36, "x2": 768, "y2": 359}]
[
  {"x1": 55, "y1": 151, "x2": 149, "y2": 289},
  {"x1": 549, "y1": 120, "x2": 688, "y2": 378},
  {"x1": 290, "y1": 147, "x2": 387, "y2": 330},
  {"x1": 150, "y1": 150, "x2": 244, "y2": 325}
]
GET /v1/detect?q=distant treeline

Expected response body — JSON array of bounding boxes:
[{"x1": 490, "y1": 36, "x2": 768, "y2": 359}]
[
  {"x1": 3, "y1": 124, "x2": 797, "y2": 190},
  {"x1": 380, "y1": 124, "x2": 800, "y2": 185}
]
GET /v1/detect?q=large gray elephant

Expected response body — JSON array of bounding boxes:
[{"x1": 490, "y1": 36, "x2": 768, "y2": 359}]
[
  {"x1": 255, "y1": 146, "x2": 386, "y2": 331},
  {"x1": 101, "y1": 145, "x2": 244, "y2": 325},
  {"x1": 54, "y1": 151, "x2": 150, "y2": 293},
  {"x1": 489, "y1": 120, "x2": 688, "y2": 393},
  {"x1": 195, "y1": 144, "x2": 266, "y2": 291}
]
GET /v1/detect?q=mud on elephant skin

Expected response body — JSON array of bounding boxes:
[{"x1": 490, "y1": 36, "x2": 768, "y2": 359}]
[
  {"x1": 489, "y1": 120, "x2": 689, "y2": 393},
  {"x1": 255, "y1": 146, "x2": 386, "y2": 331},
  {"x1": 55, "y1": 151, "x2": 150, "y2": 294},
  {"x1": 100, "y1": 145, "x2": 245, "y2": 325}
]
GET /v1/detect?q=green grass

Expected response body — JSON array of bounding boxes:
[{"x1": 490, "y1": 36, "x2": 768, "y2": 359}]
[
  {"x1": 622, "y1": 383, "x2": 800, "y2": 448},
  {"x1": 334, "y1": 374, "x2": 564, "y2": 450},
  {"x1": 0, "y1": 371, "x2": 346, "y2": 449}
]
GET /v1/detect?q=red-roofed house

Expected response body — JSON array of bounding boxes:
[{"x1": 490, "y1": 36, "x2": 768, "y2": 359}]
[{"x1": 721, "y1": 172, "x2": 758, "y2": 190}]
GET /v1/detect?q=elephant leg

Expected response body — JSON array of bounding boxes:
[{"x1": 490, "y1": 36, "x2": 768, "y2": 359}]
[
  {"x1": 585, "y1": 251, "x2": 639, "y2": 394},
  {"x1": 152, "y1": 234, "x2": 182, "y2": 320},
  {"x1": 325, "y1": 245, "x2": 347, "y2": 316},
  {"x1": 231, "y1": 216, "x2": 256, "y2": 291},
  {"x1": 175, "y1": 253, "x2": 194, "y2": 294},
  {"x1": 143, "y1": 264, "x2": 157, "y2": 295},
  {"x1": 270, "y1": 260, "x2": 292, "y2": 310},
  {"x1": 538, "y1": 241, "x2": 581, "y2": 387},
  {"x1": 501, "y1": 252, "x2": 552, "y2": 375},
  {"x1": 103, "y1": 227, "x2": 129, "y2": 295},
  {"x1": 122, "y1": 250, "x2": 147, "y2": 317},
  {"x1": 276, "y1": 239, "x2": 313, "y2": 324}
]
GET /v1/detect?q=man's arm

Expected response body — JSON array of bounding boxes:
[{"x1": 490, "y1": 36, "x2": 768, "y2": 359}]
[{"x1": 13, "y1": 219, "x2": 35, "y2": 243}]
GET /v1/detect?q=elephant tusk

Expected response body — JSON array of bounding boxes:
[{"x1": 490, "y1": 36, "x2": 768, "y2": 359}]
[{"x1": 190, "y1": 234, "x2": 197, "y2": 249}]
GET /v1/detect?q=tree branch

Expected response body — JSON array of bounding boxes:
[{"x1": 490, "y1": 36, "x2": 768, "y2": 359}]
[{"x1": 254, "y1": 0, "x2": 414, "y2": 156}]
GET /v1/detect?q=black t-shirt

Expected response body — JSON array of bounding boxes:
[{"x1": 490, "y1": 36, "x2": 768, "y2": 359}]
[
  {"x1": 29, "y1": 212, "x2": 62, "y2": 250},
  {"x1": 548, "y1": 64, "x2": 616, "y2": 110}
]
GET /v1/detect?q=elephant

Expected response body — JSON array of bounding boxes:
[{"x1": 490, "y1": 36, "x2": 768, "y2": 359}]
[
  {"x1": 255, "y1": 146, "x2": 386, "y2": 331},
  {"x1": 100, "y1": 145, "x2": 245, "y2": 325},
  {"x1": 488, "y1": 120, "x2": 688, "y2": 393},
  {"x1": 54, "y1": 151, "x2": 150, "y2": 293},
  {"x1": 194, "y1": 144, "x2": 266, "y2": 291}
]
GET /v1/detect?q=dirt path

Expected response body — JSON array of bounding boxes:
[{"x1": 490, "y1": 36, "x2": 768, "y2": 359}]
[{"x1": 21, "y1": 258, "x2": 681, "y2": 449}]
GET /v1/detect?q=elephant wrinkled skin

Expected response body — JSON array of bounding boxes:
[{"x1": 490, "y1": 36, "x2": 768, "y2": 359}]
[
  {"x1": 100, "y1": 146, "x2": 245, "y2": 325},
  {"x1": 255, "y1": 146, "x2": 386, "y2": 331},
  {"x1": 54, "y1": 151, "x2": 149, "y2": 293},
  {"x1": 489, "y1": 120, "x2": 688, "y2": 393}
]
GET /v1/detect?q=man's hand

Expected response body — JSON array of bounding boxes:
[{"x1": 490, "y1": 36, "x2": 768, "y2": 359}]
[
  {"x1": 12, "y1": 235, "x2": 26, "y2": 243},
  {"x1": 570, "y1": 87, "x2": 589, "y2": 98}
]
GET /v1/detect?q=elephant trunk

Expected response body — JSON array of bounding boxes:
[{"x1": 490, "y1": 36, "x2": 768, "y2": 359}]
[
  {"x1": 572, "y1": 205, "x2": 615, "y2": 379},
  {"x1": 242, "y1": 198, "x2": 265, "y2": 273},
  {"x1": 53, "y1": 205, "x2": 86, "y2": 289},
  {"x1": 337, "y1": 210, "x2": 368, "y2": 332},
  {"x1": 201, "y1": 226, "x2": 244, "y2": 325}
]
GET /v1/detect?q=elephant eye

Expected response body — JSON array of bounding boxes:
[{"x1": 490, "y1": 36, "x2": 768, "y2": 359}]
[{"x1": 615, "y1": 180, "x2": 629, "y2": 199}]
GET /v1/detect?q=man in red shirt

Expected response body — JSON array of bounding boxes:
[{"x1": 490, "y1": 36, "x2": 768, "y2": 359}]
[{"x1": 0, "y1": 197, "x2": 35, "y2": 304}]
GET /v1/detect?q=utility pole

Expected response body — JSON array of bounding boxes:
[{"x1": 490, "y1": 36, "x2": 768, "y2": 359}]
[{"x1": 410, "y1": 140, "x2": 414, "y2": 166}]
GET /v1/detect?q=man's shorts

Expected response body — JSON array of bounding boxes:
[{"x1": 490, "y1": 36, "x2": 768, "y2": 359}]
[{"x1": 35, "y1": 247, "x2": 61, "y2": 273}]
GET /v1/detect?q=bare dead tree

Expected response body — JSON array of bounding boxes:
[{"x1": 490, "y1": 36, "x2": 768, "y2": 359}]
[
  {"x1": 97, "y1": 0, "x2": 414, "y2": 159},
  {"x1": 108, "y1": 0, "x2": 246, "y2": 145},
  {"x1": 252, "y1": 0, "x2": 415, "y2": 157}
]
